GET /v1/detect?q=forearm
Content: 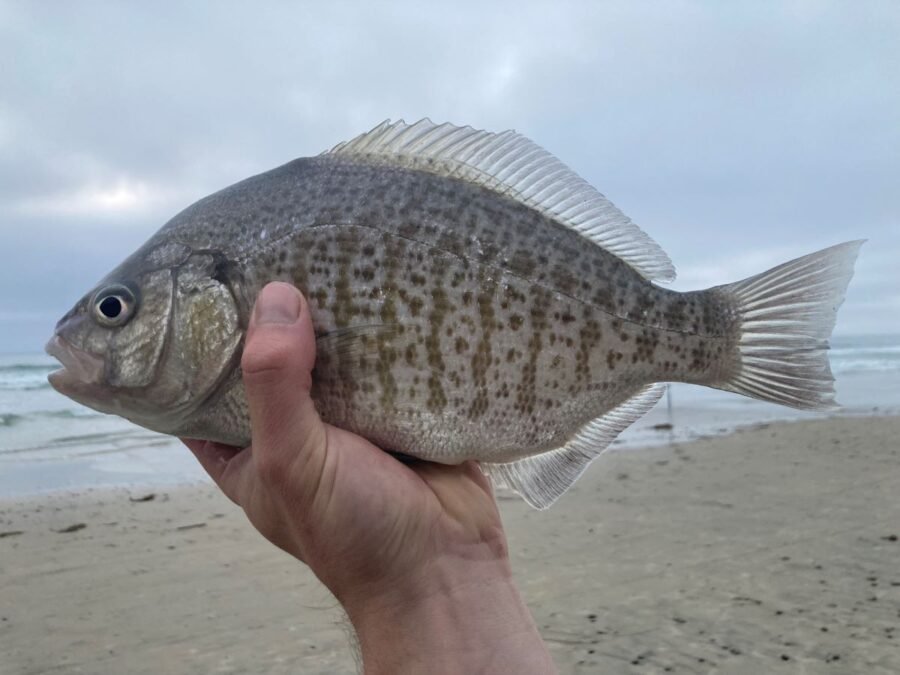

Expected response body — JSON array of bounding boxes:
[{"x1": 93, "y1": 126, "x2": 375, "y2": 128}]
[{"x1": 344, "y1": 556, "x2": 557, "y2": 675}]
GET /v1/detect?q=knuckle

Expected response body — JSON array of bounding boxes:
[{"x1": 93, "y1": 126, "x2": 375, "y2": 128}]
[{"x1": 241, "y1": 330, "x2": 298, "y2": 379}]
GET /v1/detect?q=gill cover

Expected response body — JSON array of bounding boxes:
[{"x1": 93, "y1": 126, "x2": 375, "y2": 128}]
[{"x1": 166, "y1": 254, "x2": 244, "y2": 409}]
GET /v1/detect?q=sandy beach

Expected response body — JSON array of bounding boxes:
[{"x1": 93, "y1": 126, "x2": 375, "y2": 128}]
[{"x1": 1, "y1": 416, "x2": 898, "y2": 674}]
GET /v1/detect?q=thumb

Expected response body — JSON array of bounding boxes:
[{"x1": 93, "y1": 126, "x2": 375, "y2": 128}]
[{"x1": 241, "y1": 282, "x2": 328, "y2": 488}]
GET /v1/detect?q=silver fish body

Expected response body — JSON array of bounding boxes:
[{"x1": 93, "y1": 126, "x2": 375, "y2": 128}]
[{"x1": 47, "y1": 120, "x2": 862, "y2": 508}]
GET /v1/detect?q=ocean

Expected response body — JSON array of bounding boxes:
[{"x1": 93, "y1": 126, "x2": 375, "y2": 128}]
[{"x1": 1, "y1": 335, "x2": 898, "y2": 497}]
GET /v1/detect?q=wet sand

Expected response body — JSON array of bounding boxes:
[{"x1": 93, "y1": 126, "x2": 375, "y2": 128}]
[{"x1": 1, "y1": 416, "x2": 898, "y2": 674}]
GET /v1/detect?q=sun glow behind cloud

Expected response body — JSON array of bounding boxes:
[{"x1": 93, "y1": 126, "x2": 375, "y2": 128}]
[{"x1": 16, "y1": 178, "x2": 173, "y2": 218}]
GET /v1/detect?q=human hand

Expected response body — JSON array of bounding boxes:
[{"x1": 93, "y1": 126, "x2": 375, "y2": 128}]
[{"x1": 182, "y1": 282, "x2": 556, "y2": 674}]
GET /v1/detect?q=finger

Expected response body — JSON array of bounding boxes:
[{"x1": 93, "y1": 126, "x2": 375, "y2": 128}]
[
  {"x1": 240, "y1": 283, "x2": 328, "y2": 489},
  {"x1": 181, "y1": 438, "x2": 250, "y2": 504}
]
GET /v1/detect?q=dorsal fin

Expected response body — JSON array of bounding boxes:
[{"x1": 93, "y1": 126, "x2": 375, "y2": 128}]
[{"x1": 325, "y1": 119, "x2": 676, "y2": 282}]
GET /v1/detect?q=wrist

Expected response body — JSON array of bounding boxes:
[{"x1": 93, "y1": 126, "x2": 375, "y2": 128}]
[{"x1": 344, "y1": 554, "x2": 556, "y2": 674}]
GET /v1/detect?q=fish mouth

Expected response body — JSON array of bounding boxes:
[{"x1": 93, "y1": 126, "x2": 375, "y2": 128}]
[{"x1": 45, "y1": 335, "x2": 105, "y2": 393}]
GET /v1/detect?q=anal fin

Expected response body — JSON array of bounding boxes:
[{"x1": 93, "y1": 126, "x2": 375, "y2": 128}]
[{"x1": 483, "y1": 383, "x2": 666, "y2": 509}]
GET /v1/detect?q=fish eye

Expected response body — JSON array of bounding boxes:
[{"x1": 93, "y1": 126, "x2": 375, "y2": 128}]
[{"x1": 92, "y1": 285, "x2": 136, "y2": 327}]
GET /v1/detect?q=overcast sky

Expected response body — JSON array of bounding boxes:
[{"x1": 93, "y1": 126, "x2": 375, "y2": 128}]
[{"x1": 1, "y1": 1, "x2": 897, "y2": 352}]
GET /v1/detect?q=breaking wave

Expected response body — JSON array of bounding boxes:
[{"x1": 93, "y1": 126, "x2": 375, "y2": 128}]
[
  {"x1": 0, "y1": 362, "x2": 56, "y2": 391},
  {"x1": 829, "y1": 339, "x2": 900, "y2": 374},
  {"x1": 0, "y1": 413, "x2": 24, "y2": 427}
]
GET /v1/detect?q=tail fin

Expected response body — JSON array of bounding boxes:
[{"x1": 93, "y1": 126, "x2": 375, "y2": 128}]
[{"x1": 717, "y1": 240, "x2": 864, "y2": 411}]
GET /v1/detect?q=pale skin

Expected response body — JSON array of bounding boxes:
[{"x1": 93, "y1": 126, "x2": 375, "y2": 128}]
[{"x1": 182, "y1": 282, "x2": 558, "y2": 675}]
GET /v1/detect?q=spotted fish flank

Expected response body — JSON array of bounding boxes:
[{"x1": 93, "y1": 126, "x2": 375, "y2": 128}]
[{"x1": 47, "y1": 119, "x2": 862, "y2": 509}]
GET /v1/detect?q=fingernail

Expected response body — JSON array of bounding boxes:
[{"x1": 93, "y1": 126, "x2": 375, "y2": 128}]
[{"x1": 255, "y1": 283, "x2": 302, "y2": 325}]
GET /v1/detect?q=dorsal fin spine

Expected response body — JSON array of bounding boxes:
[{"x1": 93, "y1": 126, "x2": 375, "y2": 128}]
[{"x1": 325, "y1": 119, "x2": 676, "y2": 282}]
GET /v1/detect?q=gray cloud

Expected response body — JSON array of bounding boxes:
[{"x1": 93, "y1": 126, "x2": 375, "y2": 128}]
[{"x1": 1, "y1": 0, "x2": 898, "y2": 351}]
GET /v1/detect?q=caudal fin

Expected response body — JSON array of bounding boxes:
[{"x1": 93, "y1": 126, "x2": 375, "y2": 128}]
[{"x1": 717, "y1": 240, "x2": 864, "y2": 411}]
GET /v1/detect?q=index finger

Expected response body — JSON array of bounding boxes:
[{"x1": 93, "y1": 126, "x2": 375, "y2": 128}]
[{"x1": 181, "y1": 438, "x2": 247, "y2": 504}]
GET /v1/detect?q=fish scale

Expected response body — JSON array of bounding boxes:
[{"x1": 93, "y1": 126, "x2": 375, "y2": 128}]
[
  {"x1": 47, "y1": 119, "x2": 862, "y2": 508},
  {"x1": 221, "y1": 162, "x2": 728, "y2": 454}
]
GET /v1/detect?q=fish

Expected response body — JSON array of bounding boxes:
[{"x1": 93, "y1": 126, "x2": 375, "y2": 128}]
[{"x1": 46, "y1": 119, "x2": 863, "y2": 509}]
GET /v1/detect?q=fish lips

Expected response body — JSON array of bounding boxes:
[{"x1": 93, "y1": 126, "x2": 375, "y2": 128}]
[{"x1": 45, "y1": 334, "x2": 106, "y2": 396}]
